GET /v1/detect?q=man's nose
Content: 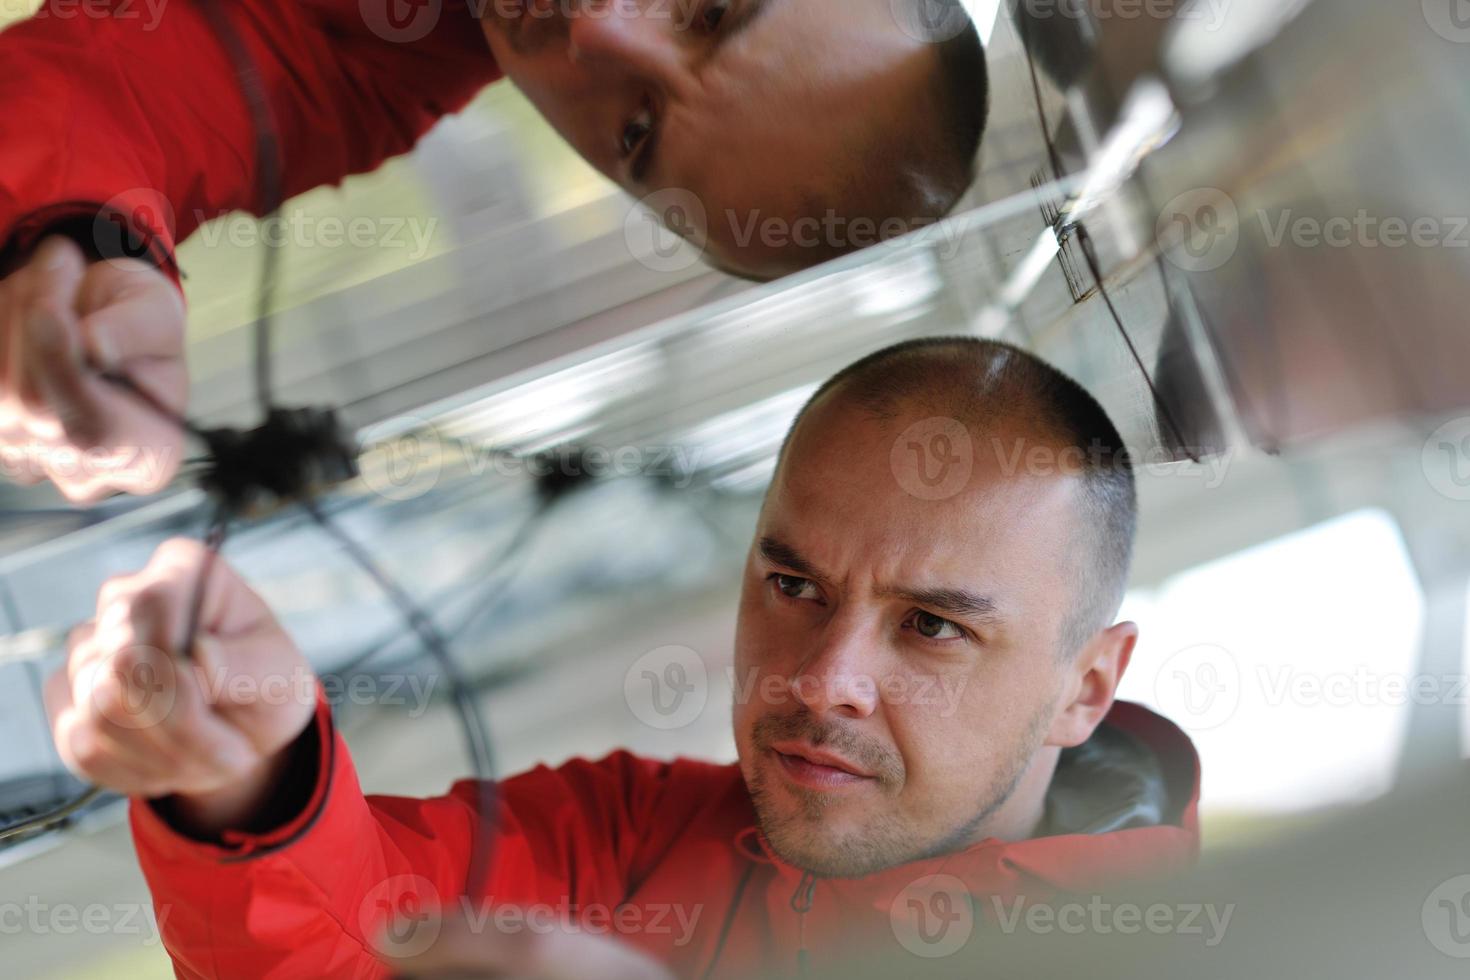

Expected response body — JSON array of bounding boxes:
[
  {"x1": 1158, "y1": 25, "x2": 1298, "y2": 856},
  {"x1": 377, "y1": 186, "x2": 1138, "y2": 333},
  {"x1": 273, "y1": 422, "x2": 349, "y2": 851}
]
[
  {"x1": 787, "y1": 618, "x2": 883, "y2": 719},
  {"x1": 566, "y1": 1, "x2": 680, "y2": 81}
]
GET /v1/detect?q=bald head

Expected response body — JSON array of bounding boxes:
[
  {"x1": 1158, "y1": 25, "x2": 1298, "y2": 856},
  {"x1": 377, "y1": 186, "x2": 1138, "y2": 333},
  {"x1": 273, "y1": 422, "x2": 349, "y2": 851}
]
[{"x1": 778, "y1": 337, "x2": 1137, "y2": 655}]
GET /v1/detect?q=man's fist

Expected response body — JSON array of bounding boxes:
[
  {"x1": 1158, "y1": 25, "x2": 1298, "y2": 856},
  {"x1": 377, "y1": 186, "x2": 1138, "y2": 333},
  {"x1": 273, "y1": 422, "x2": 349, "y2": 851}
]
[
  {"x1": 385, "y1": 904, "x2": 677, "y2": 980},
  {"x1": 0, "y1": 236, "x2": 188, "y2": 502},
  {"x1": 45, "y1": 538, "x2": 316, "y2": 836}
]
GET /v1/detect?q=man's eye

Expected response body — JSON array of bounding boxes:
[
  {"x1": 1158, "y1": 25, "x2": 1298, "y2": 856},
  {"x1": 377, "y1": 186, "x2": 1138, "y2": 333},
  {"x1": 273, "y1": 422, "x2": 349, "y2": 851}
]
[
  {"x1": 771, "y1": 574, "x2": 815, "y2": 600},
  {"x1": 621, "y1": 107, "x2": 653, "y2": 157},
  {"x1": 699, "y1": 0, "x2": 730, "y2": 31},
  {"x1": 908, "y1": 611, "x2": 963, "y2": 641}
]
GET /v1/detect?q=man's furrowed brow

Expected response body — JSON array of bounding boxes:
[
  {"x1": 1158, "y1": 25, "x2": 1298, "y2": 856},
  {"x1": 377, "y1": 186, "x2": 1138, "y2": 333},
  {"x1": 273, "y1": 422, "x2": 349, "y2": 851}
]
[
  {"x1": 883, "y1": 585, "x2": 1002, "y2": 623},
  {"x1": 757, "y1": 536, "x2": 823, "y2": 578},
  {"x1": 655, "y1": 0, "x2": 778, "y2": 179},
  {"x1": 719, "y1": 0, "x2": 776, "y2": 48}
]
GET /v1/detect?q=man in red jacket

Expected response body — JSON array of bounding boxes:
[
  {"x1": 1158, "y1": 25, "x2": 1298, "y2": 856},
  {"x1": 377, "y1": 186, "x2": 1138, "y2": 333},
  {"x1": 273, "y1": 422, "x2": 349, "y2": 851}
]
[
  {"x1": 0, "y1": 0, "x2": 988, "y2": 500},
  {"x1": 47, "y1": 336, "x2": 1202, "y2": 978}
]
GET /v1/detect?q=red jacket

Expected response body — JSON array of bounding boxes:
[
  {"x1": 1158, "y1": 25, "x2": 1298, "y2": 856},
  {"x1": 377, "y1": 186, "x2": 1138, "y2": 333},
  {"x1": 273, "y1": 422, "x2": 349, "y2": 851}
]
[
  {"x1": 0, "y1": 0, "x2": 499, "y2": 278},
  {"x1": 130, "y1": 699, "x2": 1201, "y2": 978}
]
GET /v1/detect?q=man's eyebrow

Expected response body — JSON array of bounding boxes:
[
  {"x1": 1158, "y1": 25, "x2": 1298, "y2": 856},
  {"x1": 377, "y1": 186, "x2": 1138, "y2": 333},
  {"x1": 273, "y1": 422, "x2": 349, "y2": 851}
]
[
  {"x1": 717, "y1": 0, "x2": 776, "y2": 48},
  {"x1": 636, "y1": 0, "x2": 777, "y2": 186},
  {"x1": 879, "y1": 586, "x2": 1002, "y2": 623},
  {"x1": 757, "y1": 536, "x2": 823, "y2": 579},
  {"x1": 758, "y1": 537, "x2": 1001, "y2": 622}
]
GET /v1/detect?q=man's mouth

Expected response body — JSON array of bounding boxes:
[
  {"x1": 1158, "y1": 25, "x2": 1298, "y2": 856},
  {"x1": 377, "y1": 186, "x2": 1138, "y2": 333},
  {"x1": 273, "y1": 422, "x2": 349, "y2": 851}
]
[{"x1": 768, "y1": 741, "x2": 877, "y2": 790}]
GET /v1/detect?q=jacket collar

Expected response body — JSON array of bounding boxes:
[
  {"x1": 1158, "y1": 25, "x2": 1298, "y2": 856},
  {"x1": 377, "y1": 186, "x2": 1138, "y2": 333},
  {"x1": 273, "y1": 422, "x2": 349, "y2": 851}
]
[{"x1": 730, "y1": 700, "x2": 1201, "y2": 904}]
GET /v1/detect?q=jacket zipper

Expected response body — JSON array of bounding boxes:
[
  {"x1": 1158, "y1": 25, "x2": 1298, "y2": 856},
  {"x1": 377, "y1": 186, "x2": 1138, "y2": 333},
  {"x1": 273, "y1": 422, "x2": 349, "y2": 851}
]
[{"x1": 789, "y1": 870, "x2": 817, "y2": 977}]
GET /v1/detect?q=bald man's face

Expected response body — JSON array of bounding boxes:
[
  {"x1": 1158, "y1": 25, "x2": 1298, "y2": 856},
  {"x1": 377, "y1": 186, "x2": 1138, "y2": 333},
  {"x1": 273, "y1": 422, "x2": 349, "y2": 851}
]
[
  {"x1": 732, "y1": 396, "x2": 1116, "y2": 877},
  {"x1": 478, "y1": 0, "x2": 953, "y2": 279}
]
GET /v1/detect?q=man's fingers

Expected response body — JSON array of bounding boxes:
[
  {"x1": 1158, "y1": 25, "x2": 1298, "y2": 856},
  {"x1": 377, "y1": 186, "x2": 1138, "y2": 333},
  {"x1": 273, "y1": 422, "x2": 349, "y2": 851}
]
[
  {"x1": 52, "y1": 619, "x2": 259, "y2": 796},
  {"x1": 531, "y1": 928, "x2": 677, "y2": 980},
  {"x1": 95, "y1": 539, "x2": 215, "y2": 657},
  {"x1": 43, "y1": 659, "x2": 76, "y2": 732},
  {"x1": 0, "y1": 276, "x2": 15, "y2": 390},
  {"x1": 125, "y1": 583, "x2": 176, "y2": 655},
  {"x1": 77, "y1": 258, "x2": 185, "y2": 367},
  {"x1": 18, "y1": 238, "x2": 88, "y2": 407},
  {"x1": 53, "y1": 541, "x2": 317, "y2": 811},
  {"x1": 72, "y1": 635, "x2": 180, "y2": 733},
  {"x1": 388, "y1": 912, "x2": 677, "y2": 980},
  {"x1": 18, "y1": 268, "x2": 104, "y2": 447},
  {"x1": 25, "y1": 238, "x2": 88, "y2": 308},
  {"x1": 388, "y1": 916, "x2": 544, "y2": 978},
  {"x1": 144, "y1": 537, "x2": 284, "y2": 640},
  {"x1": 0, "y1": 241, "x2": 188, "y2": 499}
]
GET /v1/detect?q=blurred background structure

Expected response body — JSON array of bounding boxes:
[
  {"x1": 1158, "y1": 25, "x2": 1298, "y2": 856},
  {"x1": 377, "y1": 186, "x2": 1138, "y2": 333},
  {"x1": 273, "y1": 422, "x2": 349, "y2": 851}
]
[{"x1": 1, "y1": 0, "x2": 1467, "y2": 975}]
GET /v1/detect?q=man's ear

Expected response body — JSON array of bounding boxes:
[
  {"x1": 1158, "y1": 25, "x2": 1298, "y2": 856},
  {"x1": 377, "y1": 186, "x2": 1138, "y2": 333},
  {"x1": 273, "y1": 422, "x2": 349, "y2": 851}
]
[{"x1": 1046, "y1": 621, "x2": 1138, "y2": 749}]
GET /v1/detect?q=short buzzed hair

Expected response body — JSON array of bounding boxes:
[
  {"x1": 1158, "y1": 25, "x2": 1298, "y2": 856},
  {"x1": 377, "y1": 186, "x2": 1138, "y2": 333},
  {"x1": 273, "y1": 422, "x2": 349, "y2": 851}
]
[
  {"x1": 709, "y1": 1, "x2": 989, "y2": 281},
  {"x1": 777, "y1": 337, "x2": 1136, "y2": 656}
]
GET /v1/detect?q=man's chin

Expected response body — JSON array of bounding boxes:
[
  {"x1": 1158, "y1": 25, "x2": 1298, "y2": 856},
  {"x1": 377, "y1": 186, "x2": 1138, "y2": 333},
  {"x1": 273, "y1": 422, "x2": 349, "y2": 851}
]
[
  {"x1": 753, "y1": 791, "x2": 903, "y2": 878},
  {"x1": 759, "y1": 821, "x2": 909, "y2": 880}
]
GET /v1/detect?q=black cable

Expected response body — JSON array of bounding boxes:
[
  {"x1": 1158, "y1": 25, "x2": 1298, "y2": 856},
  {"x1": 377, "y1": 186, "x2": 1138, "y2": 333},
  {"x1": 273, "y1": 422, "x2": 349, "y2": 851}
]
[
  {"x1": 195, "y1": 0, "x2": 284, "y2": 417},
  {"x1": 1017, "y1": 9, "x2": 1066, "y2": 183},
  {"x1": 179, "y1": 501, "x2": 232, "y2": 656},
  {"x1": 0, "y1": 785, "x2": 105, "y2": 843},
  {"x1": 300, "y1": 500, "x2": 501, "y2": 900},
  {"x1": 1016, "y1": 4, "x2": 1197, "y2": 463},
  {"x1": 97, "y1": 370, "x2": 211, "y2": 443},
  {"x1": 301, "y1": 502, "x2": 494, "y2": 770},
  {"x1": 1075, "y1": 224, "x2": 1199, "y2": 463},
  {"x1": 329, "y1": 499, "x2": 550, "y2": 680}
]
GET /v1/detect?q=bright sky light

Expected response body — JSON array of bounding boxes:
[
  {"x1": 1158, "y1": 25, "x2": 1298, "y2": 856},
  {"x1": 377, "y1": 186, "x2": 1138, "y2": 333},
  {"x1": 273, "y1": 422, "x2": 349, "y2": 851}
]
[{"x1": 1117, "y1": 509, "x2": 1433, "y2": 815}]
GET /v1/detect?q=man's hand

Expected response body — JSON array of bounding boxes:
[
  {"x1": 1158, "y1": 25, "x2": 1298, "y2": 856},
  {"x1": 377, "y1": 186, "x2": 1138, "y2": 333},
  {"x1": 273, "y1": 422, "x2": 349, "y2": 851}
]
[
  {"x1": 384, "y1": 904, "x2": 677, "y2": 980},
  {"x1": 44, "y1": 538, "x2": 317, "y2": 837},
  {"x1": 0, "y1": 236, "x2": 187, "y2": 502}
]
